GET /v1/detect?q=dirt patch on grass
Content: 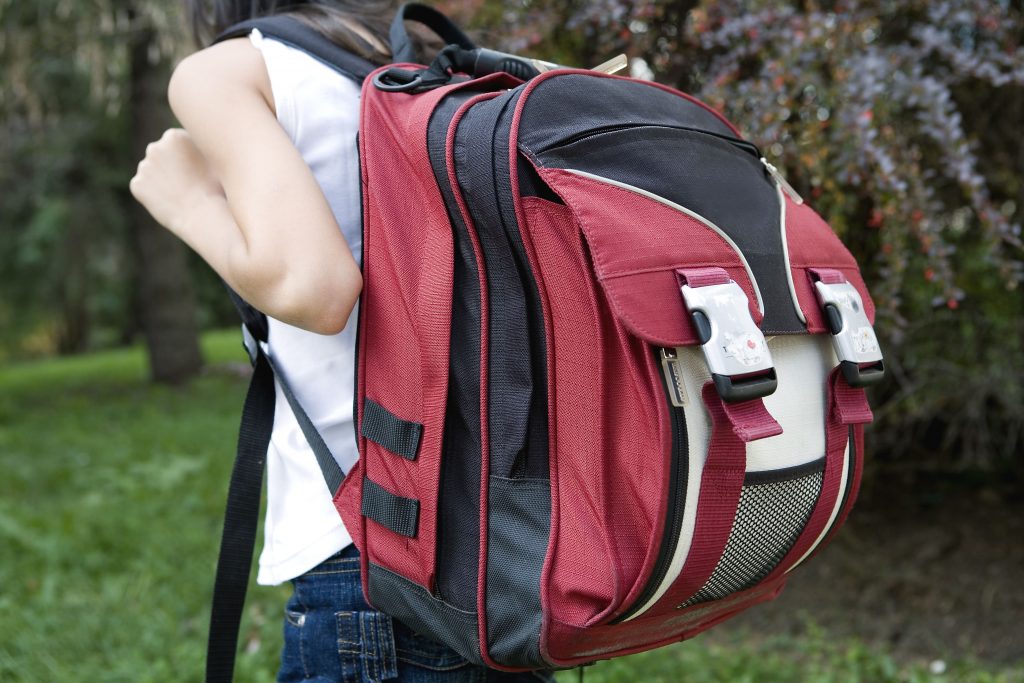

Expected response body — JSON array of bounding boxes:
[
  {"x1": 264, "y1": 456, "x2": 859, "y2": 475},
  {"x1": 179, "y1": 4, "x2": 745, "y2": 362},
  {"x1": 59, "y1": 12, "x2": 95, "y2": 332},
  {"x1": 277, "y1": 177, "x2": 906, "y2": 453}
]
[{"x1": 706, "y1": 474, "x2": 1024, "y2": 664}]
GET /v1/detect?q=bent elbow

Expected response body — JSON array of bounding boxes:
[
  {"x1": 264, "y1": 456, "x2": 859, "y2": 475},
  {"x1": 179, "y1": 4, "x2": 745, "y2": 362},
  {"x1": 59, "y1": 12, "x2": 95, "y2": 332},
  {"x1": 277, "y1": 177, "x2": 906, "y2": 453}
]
[
  {"x1": 226, "y1": 239, "x2": 362, "y2": 335},
  {"x1": 309, "y1": 269, "x2": 362, "y2": 335},
  {"x1": 281, "y1": 266, "x2": 362, "y2": 336}
]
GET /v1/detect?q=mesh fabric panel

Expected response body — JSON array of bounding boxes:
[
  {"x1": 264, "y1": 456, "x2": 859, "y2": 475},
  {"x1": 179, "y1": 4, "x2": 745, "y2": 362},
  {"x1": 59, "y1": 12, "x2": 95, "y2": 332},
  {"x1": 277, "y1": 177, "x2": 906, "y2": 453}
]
[{"x1": 678, "y1": 460, "x2": 823, "y2": 608}]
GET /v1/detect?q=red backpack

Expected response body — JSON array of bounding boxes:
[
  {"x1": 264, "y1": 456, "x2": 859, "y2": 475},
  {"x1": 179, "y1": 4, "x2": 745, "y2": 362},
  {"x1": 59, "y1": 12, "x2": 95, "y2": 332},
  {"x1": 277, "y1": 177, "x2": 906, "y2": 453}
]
[{"x1": 209, "y1": 4, "x2": 885, "y2": 679}]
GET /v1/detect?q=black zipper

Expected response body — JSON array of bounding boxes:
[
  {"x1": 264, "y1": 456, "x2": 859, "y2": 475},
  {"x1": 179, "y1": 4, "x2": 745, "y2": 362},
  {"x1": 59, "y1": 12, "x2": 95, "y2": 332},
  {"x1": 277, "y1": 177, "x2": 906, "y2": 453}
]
[
  {"x1": 539, "y1": 122, "x2": 763, "y2": 162},
  {"x1": 611, "y1": 348, "x2": 689, "y2": 624}
]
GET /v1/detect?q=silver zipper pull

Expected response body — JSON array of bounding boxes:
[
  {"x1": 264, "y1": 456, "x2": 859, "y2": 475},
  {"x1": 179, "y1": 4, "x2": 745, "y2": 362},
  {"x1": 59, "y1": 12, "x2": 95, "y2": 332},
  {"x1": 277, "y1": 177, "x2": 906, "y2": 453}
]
[
  {"x1": 660, "y1": 348, "x2": 689, "y2": 408},
  {"x1": 761, "y1": 157, "x2": 804, "y2": 205}
]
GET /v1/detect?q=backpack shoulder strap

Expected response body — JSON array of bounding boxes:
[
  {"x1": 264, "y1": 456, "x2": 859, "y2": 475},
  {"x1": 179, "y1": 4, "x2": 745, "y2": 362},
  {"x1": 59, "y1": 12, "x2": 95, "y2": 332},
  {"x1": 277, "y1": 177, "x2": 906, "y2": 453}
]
[
  {"x1": 214, "y1": 14, "x2": 377, "y2": 84},
  {"x1": 206, "y1": 321, "x2": 346, "y2": 683}
]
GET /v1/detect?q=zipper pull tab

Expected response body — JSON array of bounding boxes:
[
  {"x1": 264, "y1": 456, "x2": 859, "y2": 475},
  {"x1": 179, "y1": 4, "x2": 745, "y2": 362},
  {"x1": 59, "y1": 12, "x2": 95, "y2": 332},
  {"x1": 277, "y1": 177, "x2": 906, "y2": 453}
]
[
  {"x1": 761, "y1": 157, "x2": 804, "y2": 205},
  {"x1": 660, "y1": 348, "x2": 688, "y2": 408}
]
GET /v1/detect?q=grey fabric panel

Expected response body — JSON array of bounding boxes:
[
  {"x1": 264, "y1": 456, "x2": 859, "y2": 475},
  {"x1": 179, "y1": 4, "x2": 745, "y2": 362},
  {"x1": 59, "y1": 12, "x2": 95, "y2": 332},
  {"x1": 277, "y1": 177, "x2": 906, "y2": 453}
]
[
  {"x1": 361, "y1": 477, "x2": 419, "y2": 538},
  {"x1": 367, "y1": 562, "x2": 484, "y2": 666},
  {"x1": 486, "y1": 476, "x2": 552, "y2": 669},
  {"x1": 362, "y1": 397, "x2": 423, "y2": 460}
]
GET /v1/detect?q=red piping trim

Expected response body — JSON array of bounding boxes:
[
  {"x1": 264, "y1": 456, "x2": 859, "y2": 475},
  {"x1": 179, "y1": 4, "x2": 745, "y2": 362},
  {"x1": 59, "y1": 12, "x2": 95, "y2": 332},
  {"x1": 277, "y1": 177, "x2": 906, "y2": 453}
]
[{"x1": 443, "y1": 88, "x2": 506, "y2": 669}]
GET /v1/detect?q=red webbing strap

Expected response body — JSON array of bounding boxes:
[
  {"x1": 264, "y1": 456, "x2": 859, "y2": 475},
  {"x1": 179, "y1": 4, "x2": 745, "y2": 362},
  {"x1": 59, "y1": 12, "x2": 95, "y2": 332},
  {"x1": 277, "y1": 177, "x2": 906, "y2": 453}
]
[
  {"x1": 808, "y1": 267, "x2": 846, "y2": 285},
  {"x1": 832, "y1": 372, "x2": 874, "y2": 424},
  {"x1": 765, "y1": 368, "x2": 873, "y2": 581},
  {"x1": 653, "y1": 383, "x2": 782, "y2": 611},
  {"x1": 676, "y1": 266, "x2": 731, "y2": 288},
  {"x1": 821, "y1": 422, "x2": 866, "y2": 545}
]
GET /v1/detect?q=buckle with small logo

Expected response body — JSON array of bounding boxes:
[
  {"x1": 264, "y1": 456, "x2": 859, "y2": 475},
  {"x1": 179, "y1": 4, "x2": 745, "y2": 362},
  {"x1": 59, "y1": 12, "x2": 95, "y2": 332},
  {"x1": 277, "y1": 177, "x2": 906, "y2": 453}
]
[
  {"x1": 680, "y1": 280, "x2": 778, "y2": 403},
  {"x1": 813, "y1": 280, "x2": 885, "y2": 387}
]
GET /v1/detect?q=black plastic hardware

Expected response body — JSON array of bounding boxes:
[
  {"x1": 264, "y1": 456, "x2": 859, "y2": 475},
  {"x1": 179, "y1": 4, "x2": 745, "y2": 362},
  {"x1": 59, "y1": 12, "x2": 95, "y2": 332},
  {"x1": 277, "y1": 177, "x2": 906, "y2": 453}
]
[
  {"x1": 692, "y1": 310, "x2": 713, "y2": 344},
  {"x1": 711, "y1": 369, "x2": 779, "y2": 404},
  {"x1": 823, "y1": 303, "x2": 844, "y2": 336},
  {"x1": 372, "y1": 67, "x2": 425, "y2": 92},
  {"x1": 839, "y1": 360, "x2": 886, "y2": 388}
]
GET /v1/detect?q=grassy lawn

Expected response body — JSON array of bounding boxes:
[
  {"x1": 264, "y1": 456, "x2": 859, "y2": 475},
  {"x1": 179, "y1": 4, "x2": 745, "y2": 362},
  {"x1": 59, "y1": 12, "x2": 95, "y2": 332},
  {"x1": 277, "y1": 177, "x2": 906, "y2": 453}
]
[{"x1": 0, "y1": 330, "x2": 1020, "y2": 682}]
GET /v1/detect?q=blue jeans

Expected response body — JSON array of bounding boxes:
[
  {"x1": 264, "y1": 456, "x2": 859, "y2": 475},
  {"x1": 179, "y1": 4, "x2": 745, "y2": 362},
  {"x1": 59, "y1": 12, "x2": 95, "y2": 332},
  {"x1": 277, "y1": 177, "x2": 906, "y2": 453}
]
[{"x1": 278, "y1": 544, "x2": 555, "y2": 682}]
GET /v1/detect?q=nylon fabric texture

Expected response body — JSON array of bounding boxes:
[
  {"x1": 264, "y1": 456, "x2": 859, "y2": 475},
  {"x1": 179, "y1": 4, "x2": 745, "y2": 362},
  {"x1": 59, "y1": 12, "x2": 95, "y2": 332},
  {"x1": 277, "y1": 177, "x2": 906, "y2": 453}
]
[{"x1": 348, "y1": 57, "x2": 882, "y2": 669}]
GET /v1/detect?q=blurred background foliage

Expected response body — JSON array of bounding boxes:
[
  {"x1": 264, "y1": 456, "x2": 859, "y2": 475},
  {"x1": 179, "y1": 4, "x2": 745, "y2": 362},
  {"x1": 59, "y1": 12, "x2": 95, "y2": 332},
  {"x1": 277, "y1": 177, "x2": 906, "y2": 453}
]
[
  {"x1": 2, "y1": 0, "x2": 1022, "y2": 478},
  {"x1": 445, "y1": 0, "x2": 1024, "y2": 481}
]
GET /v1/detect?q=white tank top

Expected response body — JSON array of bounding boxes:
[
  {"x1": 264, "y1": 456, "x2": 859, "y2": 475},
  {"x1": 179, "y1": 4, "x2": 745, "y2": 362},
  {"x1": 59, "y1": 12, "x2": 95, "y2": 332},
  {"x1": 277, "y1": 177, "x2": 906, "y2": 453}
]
[{"x1": 249, "y1": 29, "x2": 363, "y2": 585}]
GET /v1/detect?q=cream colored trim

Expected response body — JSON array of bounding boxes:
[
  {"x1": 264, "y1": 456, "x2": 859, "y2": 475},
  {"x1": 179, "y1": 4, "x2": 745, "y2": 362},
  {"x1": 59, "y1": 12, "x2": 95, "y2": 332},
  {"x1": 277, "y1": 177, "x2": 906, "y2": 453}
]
[
  {"x1": 620, "y1": 345, "x2": 710, "y2": 621},
  {"x1": 786, "y1": 439, "x2": 850, "y2": 573},
  {"x1": 562, "y1": 168, "x2": 766, "y2": 316},
  {"x1": 776, "y1": 182, "x2": 807, "y2": 324}
]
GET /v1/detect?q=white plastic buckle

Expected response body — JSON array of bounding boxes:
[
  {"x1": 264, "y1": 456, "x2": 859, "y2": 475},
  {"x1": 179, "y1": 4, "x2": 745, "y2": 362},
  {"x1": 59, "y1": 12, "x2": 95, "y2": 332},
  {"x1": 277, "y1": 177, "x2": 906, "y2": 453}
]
[
  {"x1": 680, "y1": 280, "x2": 777, "y2": 402},
  {"x1": 813, "y1": 280, "x2": 885, "y2": 387}
]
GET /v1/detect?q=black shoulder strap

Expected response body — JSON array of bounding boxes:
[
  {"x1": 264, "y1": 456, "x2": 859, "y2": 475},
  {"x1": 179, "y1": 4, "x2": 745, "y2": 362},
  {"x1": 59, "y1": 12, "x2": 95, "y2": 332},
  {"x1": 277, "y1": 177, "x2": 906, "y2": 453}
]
[
  {"x1": 214, "y1": 14, "x2": 377, "y2": 83},
  {"x1": 204, "y1": 16, "x2": 369, "y2": 679},
  {"x1": 205, "y1": 312, "x2": 346, "y2": 683},
  {"x1": 205, "y1": 345, "x2": 273, "y2": 683}
]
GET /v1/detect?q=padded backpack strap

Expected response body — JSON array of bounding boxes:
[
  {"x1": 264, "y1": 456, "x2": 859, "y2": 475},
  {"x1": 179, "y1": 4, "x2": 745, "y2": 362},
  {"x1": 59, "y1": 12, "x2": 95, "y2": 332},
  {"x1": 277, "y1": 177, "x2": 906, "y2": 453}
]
[{"x1": 214, "y1": 14, "x2": 377, "y2": 83}]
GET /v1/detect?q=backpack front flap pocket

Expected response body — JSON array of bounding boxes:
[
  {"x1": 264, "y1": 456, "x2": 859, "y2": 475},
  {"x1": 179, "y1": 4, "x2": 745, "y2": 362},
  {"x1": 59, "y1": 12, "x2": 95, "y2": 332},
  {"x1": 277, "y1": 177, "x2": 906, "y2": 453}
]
[
  {"x1": 521, "y1": 154, "x2": 842, "y2": 628},
  {"x1": 520, "y1": 160, "x2": 771, "y2": 629}
]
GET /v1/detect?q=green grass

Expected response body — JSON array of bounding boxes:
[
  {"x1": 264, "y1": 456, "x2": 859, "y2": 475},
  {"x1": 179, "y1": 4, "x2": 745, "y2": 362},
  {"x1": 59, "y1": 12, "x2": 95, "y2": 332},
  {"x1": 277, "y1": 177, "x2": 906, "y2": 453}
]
[
  {"x1": 565, "y1": 628, "x2": 1024, "y2": 683},
  {"x1": 0, "y1": 330, "x2": 1020, "y2": 682},
  {"x1": 0, "y1": 330, "x2": 287, "y2": 682}
]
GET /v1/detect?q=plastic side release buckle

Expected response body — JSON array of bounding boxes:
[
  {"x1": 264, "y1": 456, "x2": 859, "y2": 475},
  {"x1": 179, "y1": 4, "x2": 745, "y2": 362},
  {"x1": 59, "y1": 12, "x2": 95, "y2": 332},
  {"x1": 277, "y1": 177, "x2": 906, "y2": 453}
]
[
  {"x1": 679, "y1": 275, "x2": 777, "y2": 403},
  {"x1": 812, "y1": 276, "x2": 885, "y2": 387}
]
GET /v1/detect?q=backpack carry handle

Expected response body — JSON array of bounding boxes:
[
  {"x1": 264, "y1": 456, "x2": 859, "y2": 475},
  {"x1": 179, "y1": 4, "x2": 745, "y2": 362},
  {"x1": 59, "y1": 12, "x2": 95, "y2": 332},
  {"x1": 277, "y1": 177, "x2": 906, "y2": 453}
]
[
  {"x1": 377, "y1": 3, "x2": 542, "y2": 94},
  {"x1": 389, "y1": 3, "x2": 476, "y2": 63}
]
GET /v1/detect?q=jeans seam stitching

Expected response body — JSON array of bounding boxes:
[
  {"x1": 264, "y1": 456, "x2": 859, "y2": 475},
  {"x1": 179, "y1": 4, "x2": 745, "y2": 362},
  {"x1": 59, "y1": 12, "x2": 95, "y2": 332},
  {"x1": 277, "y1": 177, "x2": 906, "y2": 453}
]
[
  {"x1": 364, "y1": 618, "x2": 380, "y2": 683},
  {"x1": 339, "y1": 611, "x2": 357, "y2": 683},
  {"x1": 382, "y1": 618, "x2": 396, "y2": 679}
]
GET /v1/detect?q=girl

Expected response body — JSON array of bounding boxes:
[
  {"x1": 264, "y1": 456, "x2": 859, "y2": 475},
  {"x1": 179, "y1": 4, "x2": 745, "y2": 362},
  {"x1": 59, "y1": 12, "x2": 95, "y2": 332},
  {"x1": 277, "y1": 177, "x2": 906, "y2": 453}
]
[{"x1": 129, "y1": 1, "x2": 551, "y2": 680}]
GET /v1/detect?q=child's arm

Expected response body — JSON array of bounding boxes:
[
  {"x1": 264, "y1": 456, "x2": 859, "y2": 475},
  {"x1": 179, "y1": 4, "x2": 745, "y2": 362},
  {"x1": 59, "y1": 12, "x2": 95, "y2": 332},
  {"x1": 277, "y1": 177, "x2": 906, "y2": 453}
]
[{"x1": 129, "y1": 38, "x2": 361, "y2": 335}]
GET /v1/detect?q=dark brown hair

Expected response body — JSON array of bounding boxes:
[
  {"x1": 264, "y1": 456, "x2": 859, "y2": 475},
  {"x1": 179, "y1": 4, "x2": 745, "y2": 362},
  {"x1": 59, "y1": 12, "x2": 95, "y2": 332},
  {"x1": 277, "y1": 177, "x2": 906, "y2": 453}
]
[{"x1": 186, "y1": 0, "x2": 401, "y2": 65}]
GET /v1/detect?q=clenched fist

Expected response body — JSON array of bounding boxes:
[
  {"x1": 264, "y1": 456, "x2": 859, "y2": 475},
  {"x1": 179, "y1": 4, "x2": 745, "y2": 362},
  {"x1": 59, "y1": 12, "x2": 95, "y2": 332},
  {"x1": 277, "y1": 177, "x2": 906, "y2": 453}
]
[{"x1": 129, "y1": 128, "x2": 224, "y2": 237}]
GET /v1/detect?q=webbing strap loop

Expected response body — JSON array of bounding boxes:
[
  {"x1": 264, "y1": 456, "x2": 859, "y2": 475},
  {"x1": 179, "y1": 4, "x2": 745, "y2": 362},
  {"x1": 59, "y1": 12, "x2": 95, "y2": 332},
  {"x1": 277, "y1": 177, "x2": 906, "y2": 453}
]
[
  {"x1": 361, "y1": 398, "x2": 422, "y2": 460},
  {"x1": 389, "y1": 2, "x2": 476, "y2": 64},
  {"x1": 362, "y1": 477, "x2": 420, "y2": 537}
]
